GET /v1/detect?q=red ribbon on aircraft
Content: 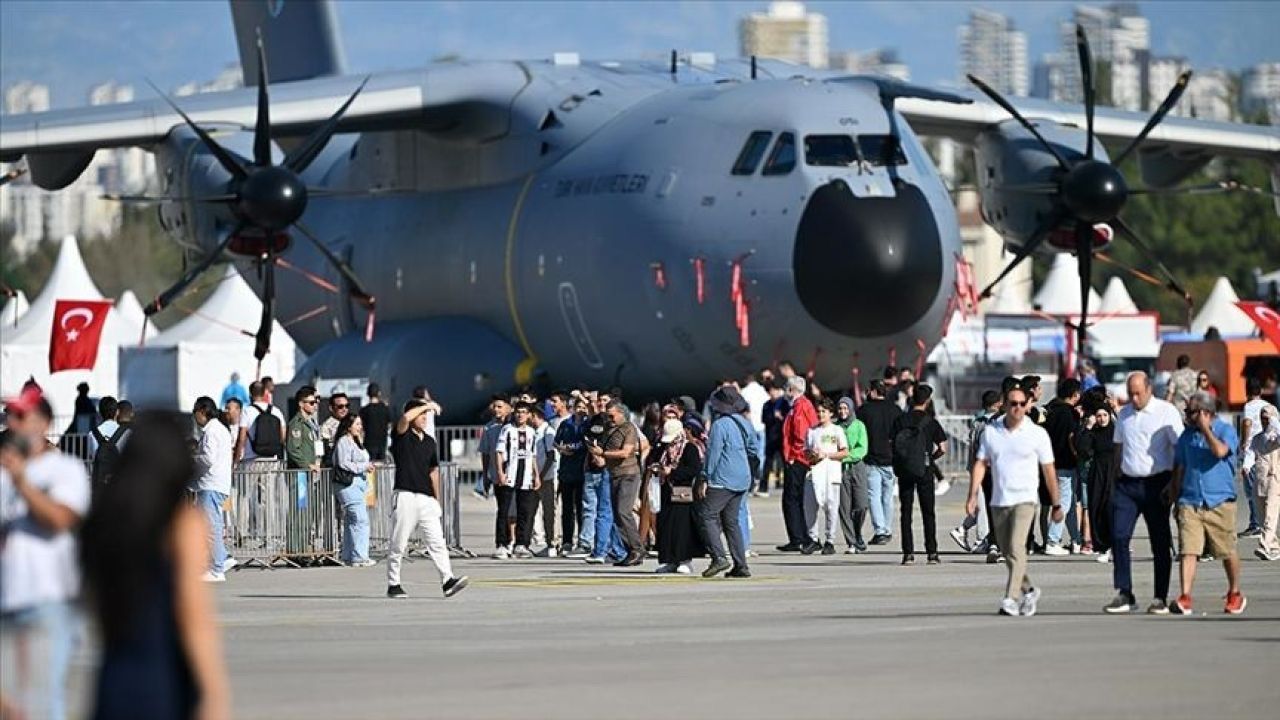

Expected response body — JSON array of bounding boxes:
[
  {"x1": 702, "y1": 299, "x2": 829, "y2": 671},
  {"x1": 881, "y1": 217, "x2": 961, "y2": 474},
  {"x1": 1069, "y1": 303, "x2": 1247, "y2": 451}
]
[
  {"x1": 914, "y1": 338, "x2": 927, "y2": 380},
  {"x1": 48, "y1": 299, "x2": 114, "y2": 373},
  {"x1": 651, "y1": 262, "x2": 667, "y2": 290},
  {"x1": 693, "y1": 257, "x2": 705, "y2": 305},
  {"x1": 851, "y1": 358, "x2": 863, "y2": 406},
  {"x1": 1235, "y1": 301, "x2": 1280, "y2": 352}
]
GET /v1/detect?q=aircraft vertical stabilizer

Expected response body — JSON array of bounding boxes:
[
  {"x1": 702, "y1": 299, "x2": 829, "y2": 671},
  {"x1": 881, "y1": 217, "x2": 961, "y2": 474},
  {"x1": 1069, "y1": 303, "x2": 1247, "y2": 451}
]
[{"x1": 229, "y1": 0, "x2": 347, "y2": 86}]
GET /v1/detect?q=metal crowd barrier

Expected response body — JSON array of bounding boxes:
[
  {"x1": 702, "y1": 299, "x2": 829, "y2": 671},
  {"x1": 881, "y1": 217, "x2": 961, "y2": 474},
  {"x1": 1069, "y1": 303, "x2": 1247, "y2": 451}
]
[{"x1": 222, "y1": 461, "x2": 466, "y2": 568}]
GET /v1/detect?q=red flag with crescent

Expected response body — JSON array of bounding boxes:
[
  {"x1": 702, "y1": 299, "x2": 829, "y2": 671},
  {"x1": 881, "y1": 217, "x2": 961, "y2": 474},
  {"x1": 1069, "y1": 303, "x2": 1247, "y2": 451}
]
[
  {"x1": 1235, "y1": 301, "x2": 1280, "y2": 352},
  {"x1": 49, "y1": 299, "x2": 113, "y2": 373}
]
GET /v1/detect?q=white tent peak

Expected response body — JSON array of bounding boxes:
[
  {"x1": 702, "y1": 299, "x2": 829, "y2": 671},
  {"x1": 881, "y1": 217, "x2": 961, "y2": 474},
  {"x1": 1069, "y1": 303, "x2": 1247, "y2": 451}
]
[
  {"x1": 1, "y1": 290, "x2": 30, "y2": 327},
  {"x1": 988, "y1": 276, "x2": 1032, "y2": 314},
  {"x1": 6, "y1": 236, "x2": 107, "y2": 345},
  {"x1": 1099, "y1": 276, "x2": 1139, "y2": 314},
  {"x1": 1191, "y1": 276, "x2": 1255, "y2": 337},
  {"x1": 1033, "y1": 253, "x2": 1103, "y2": 315},
  {"x1": 115, "y1": 290, "x2": 157, "y2": 341}
]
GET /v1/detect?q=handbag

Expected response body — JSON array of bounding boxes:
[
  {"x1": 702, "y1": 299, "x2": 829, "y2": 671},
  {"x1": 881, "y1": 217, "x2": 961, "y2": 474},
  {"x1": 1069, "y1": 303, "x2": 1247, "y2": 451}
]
[{"x1": 669, "y1": 484, "x2": 695, "y2": 504}]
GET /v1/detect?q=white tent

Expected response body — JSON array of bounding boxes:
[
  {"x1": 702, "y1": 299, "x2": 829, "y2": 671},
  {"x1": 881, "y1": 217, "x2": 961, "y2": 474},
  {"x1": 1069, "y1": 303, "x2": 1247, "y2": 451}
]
[
  {"x1": 1, "y1": 290, "x2": 29, "y2": 327},
  {"x1": 119, "y1": 266, "x2": 298, "y2": 411},
  {"x1": 0, "y1": 237, "x2": 126, "y2": 415},
  {"x1": 114, "y1": 290, "x2": 157, "y2": 344},
  {"x1": 988, "y1": 277, "x2": 1032, "y2": 314},
  {"x1": 1033, "y1": 253, "x2": 1103, "y2": 315},
  {"x1": 1190, "y1": 276, "x2": 1256, "y2": 337},
  {"x1": 1099, "y1": 276, "x2": 1140, "y2": 314}
]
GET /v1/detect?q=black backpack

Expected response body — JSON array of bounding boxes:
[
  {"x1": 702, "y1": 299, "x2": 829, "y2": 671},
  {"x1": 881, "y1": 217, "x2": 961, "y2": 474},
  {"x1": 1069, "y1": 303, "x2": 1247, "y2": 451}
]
[
  {"x1": 891, "y1": 417, "x2": 930, "y2": 477},
  {"x1": 91, "y1": 425, "x2": 128, "y2": 485},
  {"x1": 248, "y1": 403, "x2": 284, "y2": 458}
]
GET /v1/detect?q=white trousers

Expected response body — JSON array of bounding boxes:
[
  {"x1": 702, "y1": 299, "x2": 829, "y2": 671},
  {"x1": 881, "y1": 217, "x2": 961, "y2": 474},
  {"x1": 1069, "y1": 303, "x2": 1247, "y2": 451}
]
[
  {"x1": 386, "y1": 491, "x2": 453, "y2": 586},
  {"x1": 804, "y1": 467, "x2": 842, "y2": 544}
]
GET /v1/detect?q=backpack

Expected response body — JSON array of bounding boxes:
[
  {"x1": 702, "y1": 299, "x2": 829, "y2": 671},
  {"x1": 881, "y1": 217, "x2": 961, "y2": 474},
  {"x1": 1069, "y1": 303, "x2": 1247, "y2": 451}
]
[
  {"x1": 91, "y1": 425, "x2": 128, "y2": 485},
  {"x1": 729, "y1": 416, "x2": 762, "y2": 479},
  {"x1": 248, "y1": 403, "x2": 284, "y2": 458},
  {"x1": 966, "y1": 415, "x2": 992, "y2": 472},
  {"x1": 891, "y1": 417, "x2": 931, "y2": 477}
]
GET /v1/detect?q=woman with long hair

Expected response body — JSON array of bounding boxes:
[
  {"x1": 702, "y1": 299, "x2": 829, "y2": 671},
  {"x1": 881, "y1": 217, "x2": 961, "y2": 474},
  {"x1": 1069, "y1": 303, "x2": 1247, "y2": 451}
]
[
  {"x1": 80, "y1": 412, "x2": 230, "y2": 720},
  {"x1": 637, "y1": 402, "x2": 664, "y2": 553},
  {"x1": 654, "y1": 417, "x2": 707, "y2": 574},
  {"x1": 332, "y1": 413, "x2": 374, "y2": 566}
]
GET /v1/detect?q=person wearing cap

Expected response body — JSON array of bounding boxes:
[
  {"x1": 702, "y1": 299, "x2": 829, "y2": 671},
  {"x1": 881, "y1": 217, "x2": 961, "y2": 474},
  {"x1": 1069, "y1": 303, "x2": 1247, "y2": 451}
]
[
  {"x1": 653, "y1": 417, "x2": 706, "y2": 574},
  {"x1": 1251, "y1": 403, "x2": 1280, "y2": 561},
  {"x1": 1, "y1": 390, "x2": 91, "y2": 720},
  {"x1": 700, "y1": 386, "x2": 760, "y2": 578}
]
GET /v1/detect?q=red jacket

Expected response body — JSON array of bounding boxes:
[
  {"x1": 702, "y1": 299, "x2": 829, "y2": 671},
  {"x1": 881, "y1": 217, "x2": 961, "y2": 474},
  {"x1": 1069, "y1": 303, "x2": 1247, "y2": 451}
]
[{"x1": 782, "y1": 395, "x2": 818, "y2": 466}]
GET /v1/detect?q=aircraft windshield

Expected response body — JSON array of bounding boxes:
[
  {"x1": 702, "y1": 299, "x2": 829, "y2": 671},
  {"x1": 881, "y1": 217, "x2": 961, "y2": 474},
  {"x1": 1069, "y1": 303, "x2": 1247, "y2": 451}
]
[
  {"x1": 762, "y1": 132, "x2": 796, "y2": 176},
  {"x1": 858, "y1": 135, "x2": 907, "y2": 166},
  {"x1": 804, "y1": 135, "x2": 858, "y2": 167},
  {"x1": 732, "y1": 131, "x2": 774, "y2": 175}
]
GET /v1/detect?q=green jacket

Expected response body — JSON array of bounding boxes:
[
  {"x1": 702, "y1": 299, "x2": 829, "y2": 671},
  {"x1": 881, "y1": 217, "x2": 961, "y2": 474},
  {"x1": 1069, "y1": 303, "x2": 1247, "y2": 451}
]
[
  {"x1": 841, "y1": 419, "x2": 868, "y2": 464},
  {"x1": 286, "y1": 413, "x2": 320, "y2": 469}
]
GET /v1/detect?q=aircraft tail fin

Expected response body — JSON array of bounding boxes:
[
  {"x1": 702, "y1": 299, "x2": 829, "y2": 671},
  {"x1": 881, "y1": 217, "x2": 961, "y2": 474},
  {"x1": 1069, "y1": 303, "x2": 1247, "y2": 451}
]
[{"x1": 229, "y1": 0, "x2": 347, "y2": 86}]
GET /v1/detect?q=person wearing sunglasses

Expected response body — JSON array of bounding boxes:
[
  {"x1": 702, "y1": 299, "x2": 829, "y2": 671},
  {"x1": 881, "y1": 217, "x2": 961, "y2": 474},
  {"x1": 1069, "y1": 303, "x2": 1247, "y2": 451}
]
[
  {"x1": 1167, "y1": 392, "x2": 1246, "y2": 614},
  {"x1": 285, "y1": 386, "x2": 323, "y2": 472},
  {"x1": 319, "y1": 392, "x2": 351, "y2": 464}
]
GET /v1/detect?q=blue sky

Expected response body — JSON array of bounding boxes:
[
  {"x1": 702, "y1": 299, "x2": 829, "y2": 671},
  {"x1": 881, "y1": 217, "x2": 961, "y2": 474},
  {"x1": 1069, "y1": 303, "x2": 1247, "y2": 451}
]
[{"x1": 2, "y1": 1, "x2": 1278, "y2": 109}]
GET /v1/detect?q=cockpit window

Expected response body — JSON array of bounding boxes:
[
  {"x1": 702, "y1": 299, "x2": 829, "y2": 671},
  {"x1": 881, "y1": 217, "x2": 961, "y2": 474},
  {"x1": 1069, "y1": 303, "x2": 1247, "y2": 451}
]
[
  {"x1": 762, "y1": 132, "x2": 796, "y2": 176},
  {"x1": 731, "y1": 131, "x2": 773, "y2": 175},
  {"x1": 804, "y1": 135, "x2": 858, "y2": 167},
  {"x1": 858, "y1": 135, "x2": 907, "y2": 166}
]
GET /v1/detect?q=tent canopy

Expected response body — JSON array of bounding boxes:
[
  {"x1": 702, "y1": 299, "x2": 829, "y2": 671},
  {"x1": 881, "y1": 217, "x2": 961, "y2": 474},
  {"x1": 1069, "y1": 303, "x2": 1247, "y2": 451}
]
[
  {"x1": 1033, "y1": 253, "x2": 1103, "y2": 315},
  {"x1": 115, "y1": 290, "x2": 157, "y2": 343},
  {"x1": 1, "y1": 290, "x2": 29, "y2": 327},
  {"x1": 1191, "y1": 276, "x2": 1256, "y2": 337},
  {"x1": 1099, "y1": 276, "x2": 1139, "y2": 314}
]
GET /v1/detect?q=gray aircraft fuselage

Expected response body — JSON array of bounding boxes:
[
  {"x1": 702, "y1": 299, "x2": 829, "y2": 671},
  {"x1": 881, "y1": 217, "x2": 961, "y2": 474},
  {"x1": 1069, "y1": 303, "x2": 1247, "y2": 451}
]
[{"x1": 160, "y1": 60, "x2": 959, "y2": 415}]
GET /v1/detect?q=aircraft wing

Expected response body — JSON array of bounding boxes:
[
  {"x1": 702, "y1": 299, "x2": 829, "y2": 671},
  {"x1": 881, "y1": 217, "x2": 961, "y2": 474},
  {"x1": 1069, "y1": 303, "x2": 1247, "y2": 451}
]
[
  {"x1": 897, "y1": 90, "x2": 1280, "y2": 160},
  {"x1": 0, "y1": 62, "x2": 530, "y2": 188}
]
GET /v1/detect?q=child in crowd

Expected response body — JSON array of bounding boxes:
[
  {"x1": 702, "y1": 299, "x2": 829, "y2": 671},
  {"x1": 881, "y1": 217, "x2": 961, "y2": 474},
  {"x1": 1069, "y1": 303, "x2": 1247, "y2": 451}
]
[
  {"x1": 494, "y1": 402, "x2": 542, "y2": 558},
  {"x1": 804, "y1": 399, "x2": 848, "y2": 555}
]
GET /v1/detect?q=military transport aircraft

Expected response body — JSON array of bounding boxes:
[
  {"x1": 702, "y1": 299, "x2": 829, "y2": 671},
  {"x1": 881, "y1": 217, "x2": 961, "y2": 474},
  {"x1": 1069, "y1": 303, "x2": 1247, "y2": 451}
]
[{"x1": 2, "y1": 1, "x2": 1278, "y2": 417}]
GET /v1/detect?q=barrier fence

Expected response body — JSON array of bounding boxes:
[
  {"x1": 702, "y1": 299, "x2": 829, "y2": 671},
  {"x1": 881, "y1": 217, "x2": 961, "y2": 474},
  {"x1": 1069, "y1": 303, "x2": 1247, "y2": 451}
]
[{"x1": 221, "y1": 462, "x2": 466, "y2": 568}]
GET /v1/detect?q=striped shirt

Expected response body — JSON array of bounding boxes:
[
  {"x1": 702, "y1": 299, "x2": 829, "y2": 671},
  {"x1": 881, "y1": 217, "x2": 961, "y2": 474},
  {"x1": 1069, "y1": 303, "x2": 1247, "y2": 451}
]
[{"x1": 497, "y1": 425, "x2": 539, "y2": 490}]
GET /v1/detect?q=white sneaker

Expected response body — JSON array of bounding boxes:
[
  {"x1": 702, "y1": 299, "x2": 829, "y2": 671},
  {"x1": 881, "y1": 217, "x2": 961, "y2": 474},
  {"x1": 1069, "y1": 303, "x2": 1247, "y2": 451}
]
[
  {"x1": 1019, "y1": 587, "x2": 1041, "y2": 617},
  {"x1": 845, "y1": 546, "x2": 860, "y2": 554},
  {"x1": 949, "y1": 526, "x2": 971, "y2": 552},
  {"x1": 492, "y1": 545, "x2": 512, "y2": 560},
  {"x1": 352, "y1": 559, "x2": 377, "y2": 568},
  {"x1": 655, "y1": 563, "x2": 675, "y2": 574},
  {"x1": 1095, "y1": 549, "x2": 1112, "y2": 563},
  {"x1": 675, "y1": 562, "x2": 693, "y2": 575},
  {"x1": 998, "y1": 598, "x2": 1020, "y2": 616},
  {"x1": 971, "y1": 538, "x2": 991, "y2": 554},
  {"x1": 513, "y1": 545, "x2": 533, "y2": 559},
  {"x1": 1070, "y1": 542, "x2": 1083, "y2": 555},
  {"x1": 1044, "y1": 544, "x2": 1070, "y2": 557},
  {"x1": 546, "y1": 546, "x2": 559, "y2": 558},
  {"x1": 221, "y1": 557, "x2": 239, "y2": 573},
  {"x1": 202, "y1": 571, "x2": 226, "y2": 583},
  {"x1": 533, "y1": 546, "x2": 557, "y2": 558},
  {"x1": 934, "y1": 480, "x2": 951, "y2": 496}
]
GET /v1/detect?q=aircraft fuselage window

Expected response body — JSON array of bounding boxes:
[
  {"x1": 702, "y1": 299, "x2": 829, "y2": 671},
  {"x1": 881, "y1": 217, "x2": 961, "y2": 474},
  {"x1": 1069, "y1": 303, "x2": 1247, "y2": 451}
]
[
  {"x1": 731, "y1": 131, "x2": 773, "y2": 175},
  {"x1": 762, "y1": 132, "x2": 796, "y2": 176},
  {"x1": 858, "y1": 135, "x2": 907, "y2": 166},
  {"x1": 804, "y1": 135, "x2": 857, "y2": 167}
]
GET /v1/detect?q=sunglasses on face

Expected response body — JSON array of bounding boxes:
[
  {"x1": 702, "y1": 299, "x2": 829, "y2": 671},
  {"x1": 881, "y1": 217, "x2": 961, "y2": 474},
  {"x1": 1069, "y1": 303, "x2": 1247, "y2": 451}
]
[
  {"x1": 333, "y1": 404, "x2": 349, "y2": 410},
  {"x1": 1007, "y1": 401, "x2": 1027, "y2": 408},
  {"x1": 301, "y1": 399, "x2": 318, "y2": 405}
]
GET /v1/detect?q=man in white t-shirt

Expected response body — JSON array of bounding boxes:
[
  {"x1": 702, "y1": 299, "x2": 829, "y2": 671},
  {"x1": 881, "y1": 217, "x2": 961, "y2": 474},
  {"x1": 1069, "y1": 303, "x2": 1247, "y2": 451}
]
[
  {"x1": 237, "y1": 380, "x2": 286, "y2": 467},
  {"x1": 803, "y1": 400, "x2": 848, "y2": 555},
  {"x1": 969, "y1": 385, "x2": 1061, "y2": 617},
  {"x1": 1238, "y1": 378, "x2": 1269, "y2": 538},
  {"x1": 193, "y1": 396, "x2": 234, "y2": 582},
  {"x1": 740, "y1": 373, "x2": 769, "y2": 487},
  {"x1": 0, "y1": 391, "x2": 91, "y2": 720}
]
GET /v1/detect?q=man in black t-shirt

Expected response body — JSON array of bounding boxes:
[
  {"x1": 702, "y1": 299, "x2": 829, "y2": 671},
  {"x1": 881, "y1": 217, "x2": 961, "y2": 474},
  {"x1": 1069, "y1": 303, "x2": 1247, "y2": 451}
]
[
  {"x1": 385, "y1": 399, "x2": 468, "y2": 599},
  {"x1": 359, "y1": 383, "x2": 393, "y2": 461},
  {"x1": 889, "y1": 384, "x2": 948, "y2": 565},
  {"x1": 858, "y1": 380, "x2": 903, "y2": 545}
]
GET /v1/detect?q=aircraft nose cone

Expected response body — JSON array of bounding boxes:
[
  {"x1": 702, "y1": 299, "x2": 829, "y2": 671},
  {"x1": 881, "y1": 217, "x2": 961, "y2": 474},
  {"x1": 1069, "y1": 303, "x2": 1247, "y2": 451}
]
[{"x1": 793, "y1": 181, "x2": 943, "y2": 338}]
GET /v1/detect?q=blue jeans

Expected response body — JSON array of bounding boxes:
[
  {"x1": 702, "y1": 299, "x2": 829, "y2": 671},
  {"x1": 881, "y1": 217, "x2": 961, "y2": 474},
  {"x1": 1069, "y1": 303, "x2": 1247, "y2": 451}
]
[
  {"x1": 335, "y1": 476, "x2": 371, "y2": 563},
  {"x1": 585, "y1": 471, "x2": 624, "y2": 559},
  {"x1": 739, "y1": 495, "x2": 752, "y2": 549},
  {"x1": 866, "y1": 464, "x2": 896, "y2": 536},
  {"x1": 1047, "y1": 470, "x2": 1075, "y2": 545},
  {"x1": 0, "y1": 601, "x2": 79, "y2": 720},
  {"x1": 196, "y1": 489, "x2": 228, "y2": 573}
]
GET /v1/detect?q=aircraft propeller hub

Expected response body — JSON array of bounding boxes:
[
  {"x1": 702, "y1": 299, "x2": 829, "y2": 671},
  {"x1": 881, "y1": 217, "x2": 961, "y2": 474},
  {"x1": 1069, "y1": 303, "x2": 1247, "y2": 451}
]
[
  {"x1": 1061, "y1": 160, "x2": 1127, "y2": 223},
  {"x1": 238, "y1": 165, "x2": 308, "y2": 231}
]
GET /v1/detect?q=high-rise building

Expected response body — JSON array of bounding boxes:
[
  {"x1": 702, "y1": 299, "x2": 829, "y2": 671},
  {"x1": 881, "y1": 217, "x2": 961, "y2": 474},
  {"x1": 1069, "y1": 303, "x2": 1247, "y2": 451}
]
[
  {"x1": 739, "y1": 2, "x2": 828, "y2": 69},
  {"x1": 1144, "y1": 55, "x2": 1190, "y2": 113},
  {"x1": 828, "y1": 48, "x2": 909, "y2": 81},
  {"x1": 1185, "y1": 69, "x2": 1234, "y2": 122},
  {"x1": 1044, "y1": 4, "x2": 1148, "y2": 109},
  {"x1": 1242, "y1": 62, "x2": 1280, "y2": 123},
  {"x1": 958, "y1": 9, "x2": 1028, "y2": 96},
  {"x1": 3, "y1": 81, "x2": 50, "y2": 114}
]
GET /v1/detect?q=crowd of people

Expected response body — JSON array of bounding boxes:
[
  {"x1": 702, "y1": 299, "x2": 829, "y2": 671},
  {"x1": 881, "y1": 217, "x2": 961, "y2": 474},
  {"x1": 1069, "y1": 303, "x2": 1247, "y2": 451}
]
[{"x1": 1, "y1": 354, "x2": 1278, "y2": 718}]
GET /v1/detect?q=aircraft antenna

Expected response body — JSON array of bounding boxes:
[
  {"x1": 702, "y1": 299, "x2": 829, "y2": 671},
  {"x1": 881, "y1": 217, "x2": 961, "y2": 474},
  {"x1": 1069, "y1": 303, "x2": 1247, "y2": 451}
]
[{"x1": 750, "y1": 55, "x2": 757, "y2": 80}]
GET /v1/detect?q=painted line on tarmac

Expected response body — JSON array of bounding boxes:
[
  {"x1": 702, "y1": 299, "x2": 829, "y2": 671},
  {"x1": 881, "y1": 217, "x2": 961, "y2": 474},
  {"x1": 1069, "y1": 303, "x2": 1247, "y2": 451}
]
[{"x1": 475, "y1": 575, "x2": 790, "y2": 588}]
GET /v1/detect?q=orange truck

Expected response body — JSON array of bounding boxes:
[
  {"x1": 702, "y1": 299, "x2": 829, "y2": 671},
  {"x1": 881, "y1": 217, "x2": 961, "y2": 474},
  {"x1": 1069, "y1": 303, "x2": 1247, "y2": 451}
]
[{"x1": 1157, "y1": 339, "x2": 1279, "y2": 409}]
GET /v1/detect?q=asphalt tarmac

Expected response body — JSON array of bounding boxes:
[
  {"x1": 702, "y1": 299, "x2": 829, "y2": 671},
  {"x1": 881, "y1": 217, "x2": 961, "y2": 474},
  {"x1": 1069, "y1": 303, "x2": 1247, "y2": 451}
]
[{"x1": 78, "y1": 494, "x2": 1280, "y2": 719}]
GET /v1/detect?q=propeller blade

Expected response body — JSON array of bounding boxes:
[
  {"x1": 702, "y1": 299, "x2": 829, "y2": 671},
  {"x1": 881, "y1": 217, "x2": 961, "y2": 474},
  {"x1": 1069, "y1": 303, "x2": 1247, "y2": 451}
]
[
  {"x1": 102, "y1": 193, "x2": 237, "y2": 204},
  {"x1": 143, "y1": 224, "x2": 241, "y2": 315},
  {"x1": 145, "y1": 79, "x2": 247, "y2": 181},
  {"x1": 1110, "y1": 216, "x2": 1192, "y2": 305},
  {"x1": 1075, "y1": 25, "x2": 1096, "y2": 159},
  {"x1": 253, "y1": 29, "x2": 272, "y2": 167},
  {"x1": 293, "y1": 220, "x2": 376, "y2": 308},
  {"x1": 1074, "y1": 221, "x2": 1094, "y2": 360},
  {"x1": 967, "y1": 73, "x2": 1070, "y2": 170},
  {"x1": 254, "y1": 252, "x2": 276, "y2": 361},
  {"x1": 995, "y1": 183, "x2": 1061, "y2": 195},
  {"x1": 283, "y1": 76, "x2": 370, "y2": 174},
  {"x1": 1114, "y1": 70, "x2": 1192, "y2": 166},
  {"x1": 0, "y1": 167, "x2": 27, "y2": 187},
  {"x1": 306, "y1": 186, "x2": 415, "y2": 198},
  {"x1": 978, "y1": 210, "x2": 1066, "y2": 300},
  {"x1": 1130, "y1": 179, "x2": 1280, "y2": 198}
]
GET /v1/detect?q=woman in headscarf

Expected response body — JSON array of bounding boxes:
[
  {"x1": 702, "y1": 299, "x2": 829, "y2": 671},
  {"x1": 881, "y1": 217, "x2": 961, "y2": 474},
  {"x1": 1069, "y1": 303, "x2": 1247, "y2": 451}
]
[
  {"x1": 1076, "y1": 393, "x2": 1118, "y2": 560},
  {"x1": 653, "y1": 416, "x2": 706, "y2": 574}
]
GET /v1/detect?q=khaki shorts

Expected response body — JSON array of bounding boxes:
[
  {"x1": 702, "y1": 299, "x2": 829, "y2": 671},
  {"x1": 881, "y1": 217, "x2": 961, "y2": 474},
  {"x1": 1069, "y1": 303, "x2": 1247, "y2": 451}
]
[{"x1": 1176, "y1": 502, "x2": 1237, "y2": 558}]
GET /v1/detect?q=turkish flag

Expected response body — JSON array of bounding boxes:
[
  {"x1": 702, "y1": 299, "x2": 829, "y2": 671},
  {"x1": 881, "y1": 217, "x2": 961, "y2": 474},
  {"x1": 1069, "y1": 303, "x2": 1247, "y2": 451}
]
[
  {"x1": 1235, "y1": 301, "x2": 1280, "y2": 352},
  {"x1": 48, "y1": 299, "x2": 114, "y2": 373}
]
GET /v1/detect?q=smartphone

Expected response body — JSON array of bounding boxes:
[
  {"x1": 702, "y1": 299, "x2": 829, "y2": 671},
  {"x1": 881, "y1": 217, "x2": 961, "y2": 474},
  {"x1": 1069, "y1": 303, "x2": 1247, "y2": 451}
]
[{"x1": 0, "y1": 430, "x2": 31, "y2": 459}]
